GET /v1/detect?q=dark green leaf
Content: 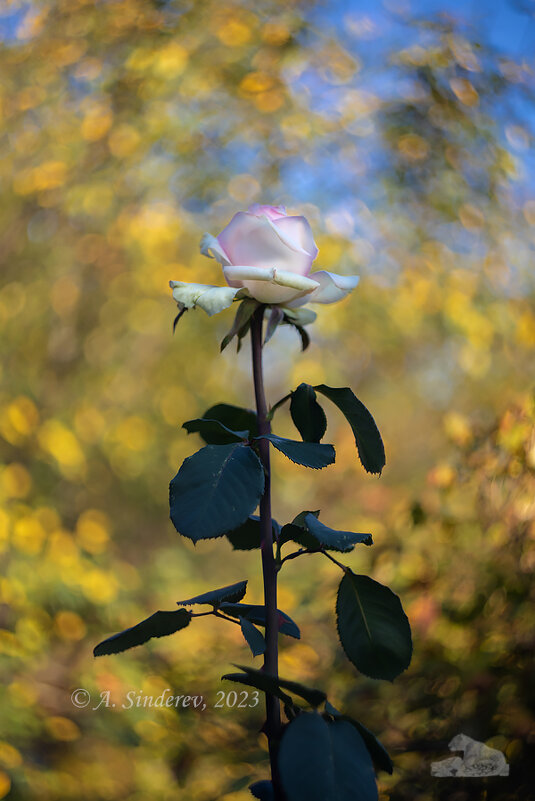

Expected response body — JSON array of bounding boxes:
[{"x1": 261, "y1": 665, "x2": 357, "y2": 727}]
[
  {"x1": 218, "y1": 603, "x2": 300, "y2": 639},
  {"x1": 239, "y1": 617, "x2": 266, "y2": 657},
  {"x1": 169, "y1": 443, "x2": 264, "y2": 542},
  {"x1": 249, "y1": 781, "x2": 274, "y2": 801},
  {"x1": 324, "y1": 702, "x2": 393, "y2": 775},
  {"x1": 222, "y1": 671, "x2": 294, "y2": 707},
  {"x1": 257, "y1": 435, "x2": 335, "y2": 469},
  {"x1": 305, "y1": 514, "x2": 373, "y2": 552},
  {"x1": 279, "y1": 510, "x2": 319, "y2": 547},
  {"x1": 278, "y1": 712, "x2": 335, "y2": 801},
  {"x1": 182, "y1": 418, "x2": 248, "y2": 444},
  {"x1": 290, "y1": 383, "x2": 327, "y2": 443},
  {"x1": 336, "y1": 571, "x2": 412, "y2": 681},
  {"x1": 315, "y1": 385, "x2": 385, "y2": 475},
  {"x1": 278, "y1": 522, "x2": 319, "y2": 550},
  {"x1": 279, "y1": 511, "x2": 371, "y2": 553},
  {"x1": 328, "y1": 719, "x2": 379, "y2": 801},
  {"x1": 177, "y1": 580, "x2": 248, "y2": 607},
  {"x1": 278, "y1": 713, "x2": 378, "y2": 801},
  {"x1": 236, "y1": 318, "x2": 251, "y2": 352},
  {"x1": 94, "y1": 609, "x2": 191, "y2": 657},
  {"x1": 267, "y1": 392, "x2": 292, "y2": 421},
  {"x1": 264, "y1": 306, "x2": 283, "y2": 344},
  {"x1": 198, "y1": 403, "x2": 259, "y2": 442},
  {"x1": 291, "y1": 509, "x2": 320, "y2": 527},
  {"x1": 221, "y1": 298, "x2": 259, "y2": 351},
  {"x1": 225, "y1": 515, "x2": 280, "y2": 551},
  {"x1": 230, "y1": 664, "x2": 326, "y2": 708}
]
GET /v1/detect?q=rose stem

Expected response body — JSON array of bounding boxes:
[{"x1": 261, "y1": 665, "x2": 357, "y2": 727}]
[{"x1": 250, "y1": 305, "x2": 283, "y2": 797}]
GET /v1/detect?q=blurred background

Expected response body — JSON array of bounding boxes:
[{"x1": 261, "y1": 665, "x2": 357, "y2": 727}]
[{"x1": 1, "y1": 0, "x2": 534, "y2": 799}]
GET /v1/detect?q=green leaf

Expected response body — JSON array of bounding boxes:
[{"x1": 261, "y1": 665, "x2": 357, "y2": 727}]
[
  {"x1": 182, "y1": 418, "x2": 248, "y2": 444},
  {"x1": 314, "y1": 385, "x2": 386, "y2": 475},
  {"x1": 267, "y1": 392, "x2": 292, "y2": 421},
  {"x1": 336, "y1": 571, "x2": 412, "y2": 681},
  {"x1": 278, "y1": 712, "x2": 334, "y2": 801},
  {"x1": 218, "y1": 603, "x2": 300, "y2": 639},
  {"x1": 249, "y1": 781, "x2": 274, "y2": 801},
  {"x1": 94, "y1": 609, "x2": 191, "y2": 657},
  {"x1": 304, "y1": 514, "x2": 373, "y2": 552},
  {"x1": 279, "y1": 511, "x2": 371, "y2": 553},
  {"x1": 264, "y1": 306, "x2": 283, "y2": 344},
  {"x1": 229, "y1": 664, "x2": 326, "y2": 708},
  {"x1": 290, "y1": 383, "x2": 327, "y2": 443},
  {"x1": 221, "y1": 297, "x2": 259, "y2": 351},
  {"x1": 278, "y1": 509, "x2": 321, "y2": 548},
  {"x1": 169, "y1": 443, "x2": 264, "y2": 542},
  {"x1": 291, "y1": 509, "x2": 320, "y2": 528},
  {"x1": 198, "y1": 403, "x2": 259, "y2": 442},
  {"x1": 239, "y1": 617, "x2": 266, "y2": 656},
  {"x1": 256, "y1": 435, "x2": 335, "y2": 469},
  {"x1": 222, "y1": 671, "x2": 294, "y2": 708},
  {"x1": 225, "y1": 515, "x2": 280, "y2": 550},
  {"x1": 328, "y1": 719, "x2": 379, "y2": 801},
  {"x1": 278, "y1": 713, "x2": 378, "y2": 801},
  {"x1": 324, "y1": 702, "x2": 393, "y2": 775},
  {"x1": 278, "y1": 523, "x2": 318, "y2": 550},
  {"x1": 177, "y1": 580, "x2": 248, "y2": 607}
]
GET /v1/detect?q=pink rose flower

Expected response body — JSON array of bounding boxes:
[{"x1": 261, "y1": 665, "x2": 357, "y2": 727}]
[
  {"x1": 201, "y1": 204, "x2": 360, "y2": 306},
  {"x1": 170, "y1": 204, "x2": 360, "y2": 317}
]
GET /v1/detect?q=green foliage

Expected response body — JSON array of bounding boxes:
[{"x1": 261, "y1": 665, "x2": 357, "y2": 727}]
[
  {"x1": 218, "y1": 603, "x2": 301, "y2": 639},
  {"x1": 257, "y1": 434, "x2": 335, "y2": 469},
  {"x1": 264, "y1": 307, "x2": 284, "y2": 344},
  {"x1": 290, "y1": 383, "x2": 327, "y2": 443},
  {"x1": 249, "y1": 780, "x2": 275, "y2": 801},
  {"x1": 336, "y1": 571, "x2": 412, "y2": 681},
  {"x1": 222, "y1": 670, "x2": 294, "y2": 708},
  {"x1": 315, "y1": 386, "x2": 386, "y2": 475},
  {"x1": 277, "y1": 713, "x2": 378, "y2": 801},
  {"x1": 182, "y1": 418, "x2": 248, "y2": 444},
  {"x1": 324, "y1": 702, "x2": 393, "y2": 775},
  {"x1": 304, "y1": 514, "x2": 372, "y2": 552},
  {"x1": 221, "y1": 298, "x2": 259, "y2": 351},
  {"x1": 224, "y1": 515, "x2": 281, "y2": 550},
  {"x1": 222, "y1": 664, "x2": 326, "y2": 708},
  {"x1": 176, "y1": 580, "x2": 248, "y2": 607},
  {"x1": 327, "y1": 720, "x2": 379, "y2": 801},
  {"x1": 239, "y1": 617, "x2": 266, "y2": 657},
  {"x1": 94, "y1": 609, "x2": 191, "y2": 656},
  {"x1": 169, "y1": 443, "x2": 264, "y2": 541},
  {"x1": 279, "y1": 511, "x2": 371, "y2": 552},
  {"x1": 196, "y1": 403, "x2": 259, "y2": 442}
]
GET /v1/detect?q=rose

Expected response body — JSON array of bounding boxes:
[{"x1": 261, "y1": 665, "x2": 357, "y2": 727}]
[
  {"x1": 170, "y1": 204, "x2": 359, "y2": 316},
  {"x1": 203, "y1": 204, "x2": 360, "y2": 306}
]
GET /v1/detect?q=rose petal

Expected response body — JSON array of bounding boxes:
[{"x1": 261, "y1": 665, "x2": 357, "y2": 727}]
[
  {"x1": 248, "y1": 204, "x2": 287, "y2": 221},
  {"x1": 169, "y1": 280, "x2": 242, "y2": 316},
  {"x1": 271, "y1": 215, "x2": 318, "y2": 260},
  {"x1": 200, "y1": 232, "x2": 231, "y2": 266},
  {"x1": 287, "y1": 271, "x2": 360, "y2": 306},
  {"x1": 223, "y1": 266, "x2": 320, "y2": 305},
  {"x1": 218, "y1": 213, "x2": 315, "y2": 277}
]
